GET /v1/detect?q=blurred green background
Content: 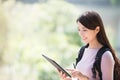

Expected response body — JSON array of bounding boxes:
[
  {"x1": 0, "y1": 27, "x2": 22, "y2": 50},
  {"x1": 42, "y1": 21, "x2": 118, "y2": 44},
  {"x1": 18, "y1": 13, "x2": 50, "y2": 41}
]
[{"x1": 0, "y1": 0, "x2": 120, "y2": 80}]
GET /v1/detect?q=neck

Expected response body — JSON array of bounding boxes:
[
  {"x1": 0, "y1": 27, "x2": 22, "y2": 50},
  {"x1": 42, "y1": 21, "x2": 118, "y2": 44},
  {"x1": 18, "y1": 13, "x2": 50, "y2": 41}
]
[{"x1": 88, "y1": 40, "x2": 103, "y2": 49}]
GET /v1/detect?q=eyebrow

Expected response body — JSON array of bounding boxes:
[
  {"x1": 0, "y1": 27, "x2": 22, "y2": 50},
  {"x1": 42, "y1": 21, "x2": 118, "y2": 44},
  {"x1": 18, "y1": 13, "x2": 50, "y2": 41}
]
[{"x1": 78, "y1": 26, "x2": 87, "y2": 30}]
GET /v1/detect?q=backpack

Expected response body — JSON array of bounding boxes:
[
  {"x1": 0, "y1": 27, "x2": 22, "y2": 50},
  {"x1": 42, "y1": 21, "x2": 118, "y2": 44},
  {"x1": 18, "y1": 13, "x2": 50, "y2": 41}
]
[{"x1": 76, "y1": 45, "x2": 120, "y2": 80}]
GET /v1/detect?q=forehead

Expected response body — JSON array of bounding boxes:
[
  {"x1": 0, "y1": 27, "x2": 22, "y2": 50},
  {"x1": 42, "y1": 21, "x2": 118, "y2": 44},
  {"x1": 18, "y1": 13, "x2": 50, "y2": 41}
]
[{"x1": 77, "y1": 21, "x2": 86, "y2": 29}]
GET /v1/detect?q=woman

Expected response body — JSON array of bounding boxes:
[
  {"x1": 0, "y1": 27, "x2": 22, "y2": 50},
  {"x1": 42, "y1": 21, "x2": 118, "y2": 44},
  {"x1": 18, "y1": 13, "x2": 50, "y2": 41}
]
[{"x1": 58, "y1": 11, "x2": 117, "y2": 80}]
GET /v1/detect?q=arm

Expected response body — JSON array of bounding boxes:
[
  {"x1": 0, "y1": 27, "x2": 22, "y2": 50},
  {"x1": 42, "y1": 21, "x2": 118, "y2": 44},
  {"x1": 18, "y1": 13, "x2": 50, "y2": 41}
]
[
  {"x1": 101, "y1": 51, "x2": 115, "y2": 80},
  {"x1": 67, "y1": 69, "x2": 89, "y2": 80},
  {"x1": 58, "y1": 69, "x2": 89, "y2": 80}
]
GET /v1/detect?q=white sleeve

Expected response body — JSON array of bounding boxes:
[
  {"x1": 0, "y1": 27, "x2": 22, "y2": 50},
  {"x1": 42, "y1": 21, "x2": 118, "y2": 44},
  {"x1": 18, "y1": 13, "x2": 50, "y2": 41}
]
[{"x1": 101, "y1": 51, "x2": 115, "y2": 80}]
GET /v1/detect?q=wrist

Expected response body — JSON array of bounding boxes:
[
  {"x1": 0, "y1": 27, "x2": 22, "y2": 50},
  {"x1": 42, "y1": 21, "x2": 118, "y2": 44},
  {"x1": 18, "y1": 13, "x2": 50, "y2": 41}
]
[{"x1": 78, "y1": 75, "x2": 89, "y2": 80}]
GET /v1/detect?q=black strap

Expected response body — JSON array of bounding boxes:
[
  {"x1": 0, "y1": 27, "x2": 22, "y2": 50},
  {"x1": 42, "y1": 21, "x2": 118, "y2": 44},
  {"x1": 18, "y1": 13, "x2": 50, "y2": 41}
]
[
  {"x1": 92, "y1": 47, "x2": 110, "y2": 80},
  {"x1": 76, "y1": 44, "x2": 89, "y2": 65},
  {"x1": 76, "y1": 45, "x2": 110, "y2": 80}
]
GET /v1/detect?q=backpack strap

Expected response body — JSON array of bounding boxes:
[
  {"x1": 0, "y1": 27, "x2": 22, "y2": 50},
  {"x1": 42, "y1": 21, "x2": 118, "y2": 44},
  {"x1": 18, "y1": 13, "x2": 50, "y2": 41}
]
[
  {"x1": 76, "y1": 44, "x2": 89, "y2": 65},
  {"x1": 92, "y1": 47, "x2": 110, "y2": 80}
]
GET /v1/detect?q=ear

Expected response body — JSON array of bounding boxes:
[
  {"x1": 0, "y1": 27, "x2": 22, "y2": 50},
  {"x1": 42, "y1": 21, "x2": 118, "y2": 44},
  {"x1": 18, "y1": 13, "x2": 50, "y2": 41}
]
[{"x1": 95, "y1": 26, "x2": 100, "y2": 33}]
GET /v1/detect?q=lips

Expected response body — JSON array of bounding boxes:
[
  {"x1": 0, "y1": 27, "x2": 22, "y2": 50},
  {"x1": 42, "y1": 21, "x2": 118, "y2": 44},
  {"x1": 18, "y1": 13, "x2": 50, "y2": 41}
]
[
  {"x1": 82, "y1": 37, "x2": 87, "y2": 40},
  {"x1": 82, "y1": 38, "x2": 88, "y2": 43}
]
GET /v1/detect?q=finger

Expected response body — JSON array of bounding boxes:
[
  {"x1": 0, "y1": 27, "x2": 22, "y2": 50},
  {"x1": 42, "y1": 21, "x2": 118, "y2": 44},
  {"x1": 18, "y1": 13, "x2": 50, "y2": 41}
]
[
  {"x1": 60, "y1": 73, "x2": 68, "y2": 79},
  {"x1": 57, "y1": 70, "x2": 64, "y2": 78},
  {"x1": 71, "y1": 71, "x2": 83, "y2": 78},
  {"x1": 57, "y1": 68, "x2": 61, "y2": 72},
  {"x1": 66, "y1": 69, "x2": 74, "y2": 72}
]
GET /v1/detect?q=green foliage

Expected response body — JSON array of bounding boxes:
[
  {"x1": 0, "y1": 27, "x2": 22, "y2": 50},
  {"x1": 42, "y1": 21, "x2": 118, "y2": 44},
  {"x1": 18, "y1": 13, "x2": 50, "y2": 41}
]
[
  {"x1": 65, "y1": 32, "x2": 83, "y2": 46},
  {"x1": 38, "y1": 69, "x2": 59, "y2": 80},
  {"x1": 1, "y1": 0, "x2": 118, "y2": 80},
  {"x1": 111, "y1": 0, "x2": 120, "y2": 6},
  {"x1": 0, "y1": 7, "x2": 8, "y2": 66},
  {"x1": 0, "y1": 0, "x2": 81, "y2": 80}
]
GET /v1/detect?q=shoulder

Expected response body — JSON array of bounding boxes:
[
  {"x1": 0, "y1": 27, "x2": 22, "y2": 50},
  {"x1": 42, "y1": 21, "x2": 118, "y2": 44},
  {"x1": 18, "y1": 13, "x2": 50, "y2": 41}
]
[
  {"x1": 101, "y1": 50, "x2": 115, "y2": 80},
  {"x1": 101, "y1": 51, "x2": 115, "y2": 64},
  {"x1": 102, "y1": 51, "x2": 113, "y2": 60}
]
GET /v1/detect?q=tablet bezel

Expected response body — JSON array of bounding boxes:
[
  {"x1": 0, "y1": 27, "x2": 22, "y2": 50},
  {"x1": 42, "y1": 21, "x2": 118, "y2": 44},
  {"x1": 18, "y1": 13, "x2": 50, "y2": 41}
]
[{"x1": 42, "y1": 54, "x2": 71, "y2": 78}]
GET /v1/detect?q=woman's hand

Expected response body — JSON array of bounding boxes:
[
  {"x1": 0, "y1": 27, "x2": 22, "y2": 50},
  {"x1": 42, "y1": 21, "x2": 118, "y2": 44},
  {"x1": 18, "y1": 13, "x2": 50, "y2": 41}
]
[
  {"x1": 67, "y1": 69, "x2": 89, "y2": 80},
  {"x1": 57, "y1": 69, "x2": 71, "y2": 80}
]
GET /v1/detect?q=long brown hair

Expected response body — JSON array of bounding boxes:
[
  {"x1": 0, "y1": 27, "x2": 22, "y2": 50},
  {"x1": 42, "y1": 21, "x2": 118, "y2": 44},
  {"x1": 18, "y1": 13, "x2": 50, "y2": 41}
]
[{"x1": 76, "y1": 11, "x2": 119, "y2": 64}]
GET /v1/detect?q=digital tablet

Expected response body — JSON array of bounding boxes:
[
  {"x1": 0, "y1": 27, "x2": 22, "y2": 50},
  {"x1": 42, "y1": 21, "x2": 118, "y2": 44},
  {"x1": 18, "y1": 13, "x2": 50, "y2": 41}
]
[{"x1": 42, "y1": 54, "x2": 71, "y2": 78}]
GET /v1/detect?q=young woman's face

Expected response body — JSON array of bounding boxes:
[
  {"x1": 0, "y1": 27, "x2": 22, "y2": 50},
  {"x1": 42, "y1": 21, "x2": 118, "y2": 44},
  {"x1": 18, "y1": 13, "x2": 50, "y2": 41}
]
[{"x1": 77, "y1": 22, "x2": 99, "y2": 44}]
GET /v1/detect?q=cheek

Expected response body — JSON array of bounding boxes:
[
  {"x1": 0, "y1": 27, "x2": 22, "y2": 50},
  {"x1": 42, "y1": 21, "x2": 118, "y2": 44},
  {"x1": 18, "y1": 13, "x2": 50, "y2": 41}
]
[
  {"x1": 88, "y1": 33, "x2": 97, "y2": 41},
  {"x1": 78, "y1": 32, "x2": 82, "y2": 37},
  {"x1": 78, "y1": 32, "x2": 86, "y2": 39}
]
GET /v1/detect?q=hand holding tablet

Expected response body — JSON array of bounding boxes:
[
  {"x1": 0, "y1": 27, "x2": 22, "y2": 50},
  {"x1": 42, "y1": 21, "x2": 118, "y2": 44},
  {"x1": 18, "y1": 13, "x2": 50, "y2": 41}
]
[{"x1": 42, "y1": 54, "x2": 71, "y2": 78}]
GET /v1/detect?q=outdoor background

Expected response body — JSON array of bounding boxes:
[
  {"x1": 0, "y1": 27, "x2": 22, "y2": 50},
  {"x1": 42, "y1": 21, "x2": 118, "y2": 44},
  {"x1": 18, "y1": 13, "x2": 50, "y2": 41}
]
[{"x1": 0, "y1": 0, "x2": 120, "y2": 80}]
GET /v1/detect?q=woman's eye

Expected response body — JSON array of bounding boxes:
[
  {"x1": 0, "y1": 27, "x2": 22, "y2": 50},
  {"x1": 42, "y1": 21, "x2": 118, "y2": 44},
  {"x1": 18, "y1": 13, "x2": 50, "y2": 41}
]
[
  {"x1": 78, "y1": 29, "x2": 80, "y2": 31},
  {"x1": 77, "y1": 28, "x2": 87, "y2": 32},
  {"x1": 83, "y1": 29, "x2": 87, "y2": 31}
]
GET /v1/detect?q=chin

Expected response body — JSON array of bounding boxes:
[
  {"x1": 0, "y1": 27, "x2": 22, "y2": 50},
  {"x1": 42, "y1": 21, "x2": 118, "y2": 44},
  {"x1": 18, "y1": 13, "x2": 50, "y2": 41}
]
[{"x1": 82, "y1": 40, "x2": 88, "y2": 44}]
